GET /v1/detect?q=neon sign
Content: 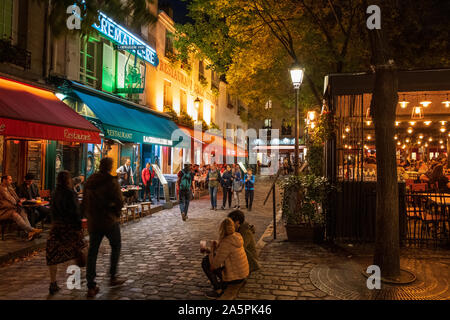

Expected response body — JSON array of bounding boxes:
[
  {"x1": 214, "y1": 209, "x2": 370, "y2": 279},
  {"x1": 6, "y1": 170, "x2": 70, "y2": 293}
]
[{"x1": 93, "y1": 12, "x2": 159, "y2": 67}]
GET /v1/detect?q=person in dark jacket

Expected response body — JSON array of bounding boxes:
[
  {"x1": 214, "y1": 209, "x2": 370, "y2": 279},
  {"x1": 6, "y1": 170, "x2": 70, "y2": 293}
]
[
  {"x1": 83, "y1": 157, "x2": 126, "y2": 298},
  {"x1": 221, "y1": 165, "x2": 233, "y2": 210},
  {"x1": 16, "y1": 173, "x2": 50, "y2": 224},
  {"x1": 46, "y1": 171, "x2": 86, "y2": 295},
  {"x1": 228, "y1": 210, "x2": 260, "y2": 273}
]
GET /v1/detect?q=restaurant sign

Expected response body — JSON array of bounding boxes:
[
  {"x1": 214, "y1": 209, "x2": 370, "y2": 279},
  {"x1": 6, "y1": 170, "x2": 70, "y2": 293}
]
[
  {"x1": 105, "y1": 127, "x2": 134, "y2": 141},
  {"x1": 93, "y1": 12, "x2": 159, "y2": 67},
  {"x1": 143, "y1": 136, "x2": 173, "y2": 146}
]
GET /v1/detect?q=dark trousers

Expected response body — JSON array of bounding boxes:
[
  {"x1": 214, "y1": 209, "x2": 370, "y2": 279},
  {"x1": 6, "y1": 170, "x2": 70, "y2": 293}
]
[
  {"x1": 201, "y1": 256, "x2": 245, "y2": 291},
  {"x1": 245, "y1": 189, "x2": 254, "y2": 210},
  {"x1": 26, "y1": 206, "x2": 50, "y2": 227},
  {"x1": 201, "y1": 256, "x2": 223, "y2": 290},
  {"x1": 86, "y1": 223, "x2": 121, "y2": 289},
  {"x1": 143, "y1": 183, "x2": 152, "y2": 202},
  {"x1": 179, "y1": 190, "x2": 191, "y2": 216},
  {"x1": 222, "y1": 187, "x2": 232, "y2": 208}
]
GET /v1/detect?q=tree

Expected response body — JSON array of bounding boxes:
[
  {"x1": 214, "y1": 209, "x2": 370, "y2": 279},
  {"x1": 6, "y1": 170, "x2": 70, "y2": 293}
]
[
  {"x1": 364, "y1": 0, "x2": 449, "y2": 280},
  {"x1": 175, "y1": 0, "x2": 369, "y2": 123},
  {"x1": 37, "y1": 0, "x2": 157, "y2": 38}
]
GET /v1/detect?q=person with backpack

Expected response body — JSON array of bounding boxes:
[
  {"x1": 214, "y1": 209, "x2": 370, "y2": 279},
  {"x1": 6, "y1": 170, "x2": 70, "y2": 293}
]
[
  {"x1": 177, "y1": 164, "x2": 194, "y2": 221},
  {"x1": 231, "y1": 167, "x2": 243, "y2": 209},
  {"x1": 244, "y1": 169, "x2": 255, "y2": 211},
  {"x1": 221, "y1": 165, "x2": 233, "y2": 210},
  {"x1": 206, "y1": 163, "x2": 221, "y2": 210}
]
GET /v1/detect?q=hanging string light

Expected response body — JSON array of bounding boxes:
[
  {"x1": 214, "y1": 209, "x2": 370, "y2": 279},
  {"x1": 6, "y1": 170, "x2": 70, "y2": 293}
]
[
  {"x1": 442, "y1": 94, "x2": 450, "y2": 108},
  {"x1": 420, "y1": 94, "x2": 432, "y2": 107},
  {"x1": 399, "y1": 94, "x2": 409, "y2": 109}
]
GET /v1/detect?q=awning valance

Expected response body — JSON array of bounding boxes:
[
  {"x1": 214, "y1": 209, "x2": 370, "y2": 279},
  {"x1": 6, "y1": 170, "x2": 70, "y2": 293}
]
[
  {"x1": 69, "y1": 83, "x2": 189, "y2": 147},
  {"x1": 0, "y1": 77, "x2": 101, "y2": 143}
]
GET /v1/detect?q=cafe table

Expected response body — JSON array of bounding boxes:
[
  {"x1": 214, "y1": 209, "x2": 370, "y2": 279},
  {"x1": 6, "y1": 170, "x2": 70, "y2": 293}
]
[{"x1": 22, "y1": 200, "x2": 50, "y2": 227}]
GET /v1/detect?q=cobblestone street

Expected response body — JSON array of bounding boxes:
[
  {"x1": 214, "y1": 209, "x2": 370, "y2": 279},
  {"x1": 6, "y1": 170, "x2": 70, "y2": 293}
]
[
  {"x1": 0, "y1": 181, "x2": 278, "y2": 300},
  {"x1": 1, "y1": 179, "x2": 449, "y2": 300}
]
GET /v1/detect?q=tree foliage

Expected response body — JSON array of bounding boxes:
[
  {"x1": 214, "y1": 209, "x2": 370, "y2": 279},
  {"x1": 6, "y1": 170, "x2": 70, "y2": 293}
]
[
  {"x1": 176, "y1": 0, "x2": 449, "y2": 124},
  {"x1": 37, "y1": 0, "x2": 157, "y2": 38}
]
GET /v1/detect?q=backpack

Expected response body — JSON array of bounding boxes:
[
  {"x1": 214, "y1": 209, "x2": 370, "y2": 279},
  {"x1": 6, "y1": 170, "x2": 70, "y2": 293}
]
[{"x1": 179, "y1": 170, "x2": 192, "y2": 191}]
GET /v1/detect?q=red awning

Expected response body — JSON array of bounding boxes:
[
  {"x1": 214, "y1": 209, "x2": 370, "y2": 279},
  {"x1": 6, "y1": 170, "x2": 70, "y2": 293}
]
[{"x1": 0, "y1": 77, "x2": 101, "y2": 143}]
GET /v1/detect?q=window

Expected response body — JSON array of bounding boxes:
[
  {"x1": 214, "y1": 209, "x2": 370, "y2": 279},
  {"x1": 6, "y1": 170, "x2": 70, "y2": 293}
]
[
  {"x1": 0, "y1": 0, "x2": 13, "y2": 39},
  {"x1": 211, "y1": 70, "x2": 219, "y2": 89},
  {"x1": 198, "y1": 60, "x2": 204, "y2": 80},
  {"x1": 265, "y1": 100, "x2": 272, "y2": 109},
  {"x1": 180, "y1": 90, "x2": 187, "y2": 114},
  {"x1": 163, "y1": 80, "x2": 172, "y2": 108},
  {"x1": 165, "y1": 29, "x2": 174, "y2": 57},
  {"x1": 281, "y1": 119, "x2": 292, "y2": 135},
  {"x1": 80, "y1": 38, "x2": 100, "y2": 88},
  {"x1": 264, "y1": 119, "x2": 272, "y2": 129}
]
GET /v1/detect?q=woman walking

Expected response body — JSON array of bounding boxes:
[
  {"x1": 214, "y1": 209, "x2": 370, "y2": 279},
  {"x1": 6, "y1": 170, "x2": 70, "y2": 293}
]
[
  {"x1": 244, "y1": 169, "x2": 255, "y2": 211},
  {"x1": 232, "y1": 167, "x2": 243, "y2": 209},
  {"x1": 46, "y1": 171, "x2": 86, "y2": 295}
]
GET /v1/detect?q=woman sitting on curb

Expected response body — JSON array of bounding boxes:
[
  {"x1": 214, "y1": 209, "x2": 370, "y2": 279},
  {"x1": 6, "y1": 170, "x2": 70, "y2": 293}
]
[{"x1": 201, "y1": 217, "x2": 249, "y2": 299}]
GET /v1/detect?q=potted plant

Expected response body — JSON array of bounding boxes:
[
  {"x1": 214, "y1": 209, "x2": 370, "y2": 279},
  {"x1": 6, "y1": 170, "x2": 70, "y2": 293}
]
[{"x1": 279, "y1": 173, "x2": 331, "y2": 243}]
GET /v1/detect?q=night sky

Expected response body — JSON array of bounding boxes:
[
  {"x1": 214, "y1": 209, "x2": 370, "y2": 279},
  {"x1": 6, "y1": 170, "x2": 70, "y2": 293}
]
[{"x1": 160, "y1": 0, "x2": 192, "y2": 24}]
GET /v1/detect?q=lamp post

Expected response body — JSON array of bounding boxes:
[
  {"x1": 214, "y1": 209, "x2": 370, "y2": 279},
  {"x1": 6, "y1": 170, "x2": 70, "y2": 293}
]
[
  {"x1": 290, "y1": 62, "x2": 305, "y2": 175},
  {"x1": 194, "y1": 97, "x2": 200, "y2": 122}
]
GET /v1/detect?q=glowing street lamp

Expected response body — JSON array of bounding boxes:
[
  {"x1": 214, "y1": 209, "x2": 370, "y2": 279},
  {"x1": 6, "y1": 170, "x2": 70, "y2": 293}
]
[{"x1": 289, "y1": 62, "x2": 305, "y2": 175}]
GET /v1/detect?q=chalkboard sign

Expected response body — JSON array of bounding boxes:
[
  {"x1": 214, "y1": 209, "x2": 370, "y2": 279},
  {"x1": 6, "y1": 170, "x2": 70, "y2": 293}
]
[{"x1": 27, "y1": 141, "x2": 42, "y2": 181}]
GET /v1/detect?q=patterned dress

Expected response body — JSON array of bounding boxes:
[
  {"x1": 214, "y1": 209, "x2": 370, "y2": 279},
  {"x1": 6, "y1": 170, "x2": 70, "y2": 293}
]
[{"x1": 46, "y1": 187, "x2": 86, "y2": 266}]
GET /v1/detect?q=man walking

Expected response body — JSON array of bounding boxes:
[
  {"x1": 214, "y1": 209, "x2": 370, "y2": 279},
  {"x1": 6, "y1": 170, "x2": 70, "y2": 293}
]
[
  {"x1": 221, "y1": 165, "x2": 233, "y2": 210},
  {"x1": 84, "y1": 157, "x2": 126, "y2": 298},
  {"x1": 141, "y1": 162, "x2": 154, "y2": 204},
  {"x1": 206, "y1": 163, "x2": 221, "y2": 210},
  {"x1": 244, "y1": 169, "x2": 255, "y2": 211},
  {"x1": 177, "y1": 164, "x2": 193, "y2": 221}
]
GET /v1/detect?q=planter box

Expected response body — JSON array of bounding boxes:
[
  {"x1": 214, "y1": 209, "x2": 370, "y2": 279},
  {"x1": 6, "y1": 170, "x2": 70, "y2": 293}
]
[{"x1": 285, "y1": 224, "x2": 324, "y2": 243}]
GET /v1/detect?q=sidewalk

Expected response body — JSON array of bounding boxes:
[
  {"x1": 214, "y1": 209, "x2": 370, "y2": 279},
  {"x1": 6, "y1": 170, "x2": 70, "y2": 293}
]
[{"x1": 236, "y1": 221, "x2": 450, "y2": 300}]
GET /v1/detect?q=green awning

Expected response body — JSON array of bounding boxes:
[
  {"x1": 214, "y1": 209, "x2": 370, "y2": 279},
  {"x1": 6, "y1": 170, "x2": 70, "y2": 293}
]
[{"x1": 70, "y1": 86, "x2": 189, "y2": 147}]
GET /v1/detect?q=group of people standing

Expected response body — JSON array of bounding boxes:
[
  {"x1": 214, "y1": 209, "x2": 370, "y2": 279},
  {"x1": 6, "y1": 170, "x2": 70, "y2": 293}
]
[{"x1": 176, "y1": 163, "x2": 256, "y2": 221}]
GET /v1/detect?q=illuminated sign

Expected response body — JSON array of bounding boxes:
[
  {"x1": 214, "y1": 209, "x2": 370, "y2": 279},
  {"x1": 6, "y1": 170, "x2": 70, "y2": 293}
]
[
  {"x1": 143, "y1": 136, "x2": 173, "y2": 146},
  {"x1": 93, "y1": 12, "x2": 159, "y2": 67}
]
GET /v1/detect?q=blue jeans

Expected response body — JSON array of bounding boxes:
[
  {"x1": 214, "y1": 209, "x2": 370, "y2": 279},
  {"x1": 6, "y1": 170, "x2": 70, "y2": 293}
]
[
  {"x1": 86, "y1": 223, "x2": 121, "y2": 289},
  {"x1": 179, "y1": 190, "x2": 191, "y2": 216},
  {"x1": 209, "y1": 186, "x2": 218, "y2": 208}
]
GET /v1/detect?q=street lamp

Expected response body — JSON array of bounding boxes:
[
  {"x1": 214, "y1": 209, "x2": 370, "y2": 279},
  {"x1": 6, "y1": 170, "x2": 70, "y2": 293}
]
[
  {"x1": 194, "y1": 97, "x2": 200, "y2": 122},
  {"x1": 290, "y1": 62, "x2": 304, "y2": 175}
]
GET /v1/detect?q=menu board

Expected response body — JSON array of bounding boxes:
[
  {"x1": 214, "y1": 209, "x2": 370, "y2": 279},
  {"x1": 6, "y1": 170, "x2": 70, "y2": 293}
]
[
  {"x1": 27, "y1": 141, "x2": 42, "y2": 181},
  {"x1": 152, "y1": 164, "x2": 170, "y2": 202},
  {"x1": 238, "y1": 161, "x2": 247, "y2": 174}
]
